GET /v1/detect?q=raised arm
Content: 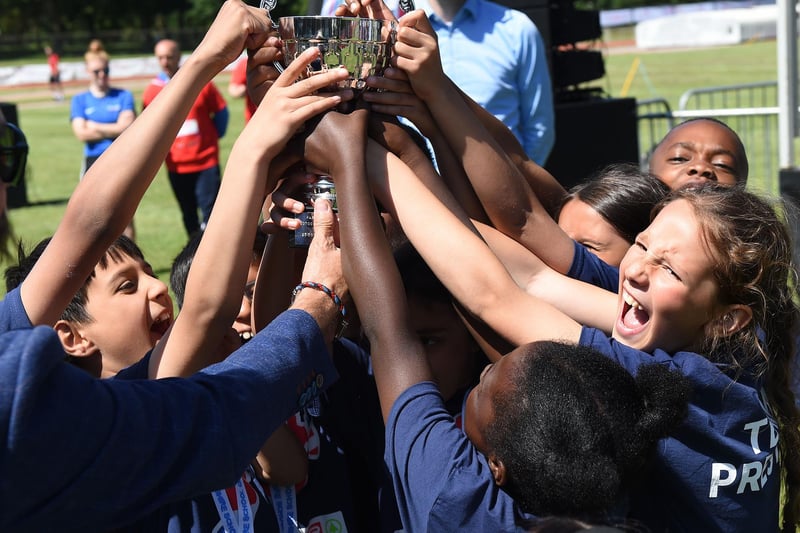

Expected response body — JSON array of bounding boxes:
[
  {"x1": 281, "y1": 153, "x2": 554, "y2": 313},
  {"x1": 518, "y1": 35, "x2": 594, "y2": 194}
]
[
  {"x1": 389, "y1": 11, "x2": 577, "y2": 274},
  {"x1": 473, "y1": 220, "x2": 617, "y2": 333},
  {"x1": 152, "y1": 46, "x2": 352, "y2": 378},
  {"x1": 366, "y1": 136, "x2": 583, "y2": 348},
  {"x1": 21, "y1": 0, "x2": 274, "y2": 327},
  {"x1": 301, "y1": 107, "x2": 429, "y2": 421},
  {"x1": 364, "y1": 68, "x2": 488, "y2": 223}
]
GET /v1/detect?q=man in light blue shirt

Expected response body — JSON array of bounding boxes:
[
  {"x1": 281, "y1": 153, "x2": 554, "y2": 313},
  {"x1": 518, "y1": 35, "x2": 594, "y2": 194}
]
[{"x1": 415, "y1": 0, "x2": 555, "y2": 165}]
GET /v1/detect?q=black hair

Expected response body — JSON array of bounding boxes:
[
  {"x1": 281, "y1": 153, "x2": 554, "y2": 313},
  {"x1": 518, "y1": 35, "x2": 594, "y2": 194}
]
[
  {"x1": 169, "y1": 232, "x2": 202, "y2": 310},
  {"x1": 558, "y1": 163, "x2": 669, "y2": 245},
  {"x1": 5, "y1": 237, "x2": 50, "y2": 293},
  {"x1": 486, "y1": 341, "x2": 690, "y2": 522},
  {"x1": 524, "y1": 516, "x2": 646, "y2": 533},
  {"x1": 170, "y1": 229, "x2": 267, "y2": 310},
  {"x1": 4, "y1": 235, "x2": 145, "y2": 323},
  {"x1": 394, "y1": 240, "x2": 451, "y2": 305}
]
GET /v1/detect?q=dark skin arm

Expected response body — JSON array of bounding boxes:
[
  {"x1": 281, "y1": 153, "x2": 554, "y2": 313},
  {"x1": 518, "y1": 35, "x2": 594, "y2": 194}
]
[{"x1": 304, "y1": 108, "x2": 429, "y2": 421}]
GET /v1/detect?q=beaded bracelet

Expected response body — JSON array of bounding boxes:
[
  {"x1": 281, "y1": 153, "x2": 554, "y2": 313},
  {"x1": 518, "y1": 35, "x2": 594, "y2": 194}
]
[{"x1": 291, "y1": 281, "x2": 349, "y2": 338}]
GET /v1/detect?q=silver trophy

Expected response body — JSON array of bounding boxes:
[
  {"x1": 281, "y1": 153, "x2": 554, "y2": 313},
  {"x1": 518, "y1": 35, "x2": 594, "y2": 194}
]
[{"x1": 276, "y1": 16, "x2": 396, "y2": 90}]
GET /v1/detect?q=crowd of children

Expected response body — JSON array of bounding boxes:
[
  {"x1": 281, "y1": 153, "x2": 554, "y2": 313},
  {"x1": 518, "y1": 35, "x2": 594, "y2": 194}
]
[{"x1": 0, "y1": 0, "x2": 798, "y2": 532}]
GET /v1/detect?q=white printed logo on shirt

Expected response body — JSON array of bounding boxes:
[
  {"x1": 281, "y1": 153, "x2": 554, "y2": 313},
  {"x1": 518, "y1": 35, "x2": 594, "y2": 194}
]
[{"x1": 176, "y1": 118, "x2": 200, "y2": 138}]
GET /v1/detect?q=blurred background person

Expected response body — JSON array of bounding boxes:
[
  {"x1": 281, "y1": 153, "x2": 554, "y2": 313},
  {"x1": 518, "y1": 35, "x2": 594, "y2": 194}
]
[
  {"x1": 228, "y1": 56, "x2": 257, "y2": 123},
  {"x1": 44, "y1": 45, "x2": 64, "y2": 102},
  {"x1": 70, "y1": 50, "x2": 136, "y2": 240},
  {"x1": 143, "y1": 38, "x2": 229, "y2": 240},
  {"x1": 414, "y1": 0, "x2": 555, "y2": 165}
]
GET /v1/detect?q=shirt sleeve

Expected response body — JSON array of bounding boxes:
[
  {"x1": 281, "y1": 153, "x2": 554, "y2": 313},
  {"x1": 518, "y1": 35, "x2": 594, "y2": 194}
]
[
  {"x1": 567, "y1": 240, "x2": 620, "y2": 292},
  {"x1": 0, "y1": 287, "x2": 33, "y2": 333},
  {"x1": 516, "y1": 17, "x2": 555, "y2": 166},
  {"x1": 0, "y1": 309, "x2": 338, "y2": 531},
  {"x1": 206, "y1": 82, "x2": 228, "y2": 114},
  {"x1": 69, "y1": 92, "x2": 85, "y2": 121},
  {"x1": 385, "y1": 382, "x2": 529, "y2": 531},
  {"x1": 121, "y1": 90, "x2": 136, "y2": 114}
]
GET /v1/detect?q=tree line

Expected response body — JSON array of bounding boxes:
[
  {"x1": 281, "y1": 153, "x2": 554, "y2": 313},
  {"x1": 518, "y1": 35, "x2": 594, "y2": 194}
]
[{"x1": 0, "y1": 0, "x2": 698, "y2": 60}]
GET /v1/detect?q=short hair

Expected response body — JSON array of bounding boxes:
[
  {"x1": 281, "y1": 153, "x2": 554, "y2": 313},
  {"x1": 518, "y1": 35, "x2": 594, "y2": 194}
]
[
  {"x1": 170, "y1": 230, "x2": 267, "y2": 309},
  {"x1": 394, "y1": 240, "x2": 451, "y2": 305},
  {"x1": 4, "y1": 235, "x2": 145, "y2": 323},
  {"x1": 653, "y1": 117, "x2": 749, "y2": 183},
  {"x1": 486, "y1": 341, "x2": 690, "y2": 521}
]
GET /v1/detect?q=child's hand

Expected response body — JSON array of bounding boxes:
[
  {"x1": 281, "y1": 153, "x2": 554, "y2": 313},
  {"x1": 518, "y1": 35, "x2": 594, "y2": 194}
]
[
  {"x1": 246, "y1": 47, "x2": 355, "y2": 164},
  {"x1": 192, "y1": 0, "x2": 274, "y2": 73},
  {"x1": 334, "y1": 0, "x2": 397, "y2": 21},
  {"x1": 302, "y1": 107, "x2": 369, "y2": 179},
  {"x1": 245, "y1": 36, "x2": 283, "y2": 109},
  {"x1": 392, "y1": 10, "x2": 446, "y2": 102},
  {"x1": 261, "y1": 167, "x2": 318, "y2": 234},
  {"x1": 367, "y1": 113, "x2": 419, "y2": 163},
  {"x1": 363, "y1": 67, "x2": 437, "y2": 138}
]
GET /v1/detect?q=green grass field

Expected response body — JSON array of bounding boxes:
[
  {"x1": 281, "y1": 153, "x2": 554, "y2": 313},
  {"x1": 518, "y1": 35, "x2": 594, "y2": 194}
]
[
  {"x1": 0, "y1": 36, "x2": 784, "y2": 298},
  {"x1": 1, "y1": 71, "x2": 244, "y2": 295}
]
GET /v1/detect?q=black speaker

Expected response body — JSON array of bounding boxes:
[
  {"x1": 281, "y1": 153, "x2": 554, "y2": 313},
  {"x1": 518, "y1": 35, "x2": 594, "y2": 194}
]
[
  {"x1": 552, "y1": 49, "x2": 605, "y2": 89},
  {"x1": 0, "y1": 102, "x2": 27, "y2": 209},
  {"x1": 544, "y1": 97, "x2": 640, "y2": 190},
  {"x1": 549, "y1": 1, "x2": 601, "y2": 46}
]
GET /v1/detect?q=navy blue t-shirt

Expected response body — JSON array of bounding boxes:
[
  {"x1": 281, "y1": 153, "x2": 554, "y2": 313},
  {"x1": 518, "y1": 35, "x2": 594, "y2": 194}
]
[
  {"x1": 580, "y1": 327, "x2": 780, "y2": 532},
  {"x1": 567, "y1": 240, "x2": 620, "y2": 293},
  {"x1": 0, "y1": 287, "x2": 32, "y2": 332},
  {"x1": 386, "y1": 381, "x2": 536, "y2": 531},
  {"x1": 288, "y1": 337, "x2": 391, "y2": 532}
]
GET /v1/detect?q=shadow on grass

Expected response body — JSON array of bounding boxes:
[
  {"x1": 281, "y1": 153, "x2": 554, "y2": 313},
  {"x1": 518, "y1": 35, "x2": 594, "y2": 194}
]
[{"x1": 9, "y1": 197, "x2": 70, "y2": 209}]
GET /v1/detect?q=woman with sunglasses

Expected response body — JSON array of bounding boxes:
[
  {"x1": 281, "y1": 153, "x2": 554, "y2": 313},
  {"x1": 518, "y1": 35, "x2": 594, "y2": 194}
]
[{"x1": 70, "y1": 50, "x2": 137, "y2": 239}]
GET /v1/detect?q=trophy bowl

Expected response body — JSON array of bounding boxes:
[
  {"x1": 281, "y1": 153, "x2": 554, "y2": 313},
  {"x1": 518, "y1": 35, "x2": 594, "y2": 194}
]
[{"x1": 277, "y1": 16, "x2": 396, "y2": 90}]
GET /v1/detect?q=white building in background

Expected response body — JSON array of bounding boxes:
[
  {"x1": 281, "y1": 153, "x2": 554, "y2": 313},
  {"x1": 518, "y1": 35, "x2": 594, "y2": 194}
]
[{"x1": 635, "y1": 4, "x2": 792, "y2": 48}]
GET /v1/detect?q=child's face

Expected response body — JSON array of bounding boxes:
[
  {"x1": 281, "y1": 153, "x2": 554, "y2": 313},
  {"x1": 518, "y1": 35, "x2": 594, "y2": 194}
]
[
  {"x1": 232, "y1": 261, "x2": 259, "y2": 342},
  {"x1": 558, "y1": 197, "x2": 631, "y2": 267},
  {"x1": 408, "y1": 295, "x2": 479, "y2": 402},
  {"x1": 649, "y1": 120, "x2": 746, "y2": 190},
  {"x1": 463, "y1": 345, "x2": 527, "y2": 455},
  {"x1": 613, "y1": 199, "x2": 722, "y2": 354},
  {"x1": 79, "y1": 254, "x2": 174, "y2": 376}
]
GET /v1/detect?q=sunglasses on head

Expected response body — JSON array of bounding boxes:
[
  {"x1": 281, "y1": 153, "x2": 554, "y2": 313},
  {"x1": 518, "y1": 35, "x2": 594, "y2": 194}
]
[
  {"x1": 92, "y1": 67, "x2": 110, "y2": 76},
  {"x1": 0, "y1": 122, "x2": 28, "y2": 187}
]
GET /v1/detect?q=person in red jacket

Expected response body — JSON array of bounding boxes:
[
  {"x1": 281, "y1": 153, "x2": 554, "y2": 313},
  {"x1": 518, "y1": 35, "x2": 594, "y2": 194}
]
[
  {"x1": 228, "y1": 56, "x2": 257, "y2": 123},
  {"x1": 143, "y1": 38, "x2": 230, "y2": 238}
]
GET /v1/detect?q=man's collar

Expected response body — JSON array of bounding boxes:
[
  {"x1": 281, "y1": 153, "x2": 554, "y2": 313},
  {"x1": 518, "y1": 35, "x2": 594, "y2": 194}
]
[{"x1": 425, "y1": 0, "x2": 480, "y2": 24}]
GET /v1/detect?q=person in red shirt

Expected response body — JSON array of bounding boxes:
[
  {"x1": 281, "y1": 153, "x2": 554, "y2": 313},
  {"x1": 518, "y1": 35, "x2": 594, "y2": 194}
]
[
  {"x1": 143, "y1": 39, "x2": 230, "y2": 238},
  {"x1": 228, "y1": 56, "x2": 257, "y2": 123},
  {"x1": 44, "y1": 45, "x2": 64, "y2": 102}
]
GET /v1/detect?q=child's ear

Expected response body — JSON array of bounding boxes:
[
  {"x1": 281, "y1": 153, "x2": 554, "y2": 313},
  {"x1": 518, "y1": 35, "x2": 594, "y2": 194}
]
[
  {"x1": 487, "y1": 453, "x2": 507, "y2": 487},
  {"x1": 707, "y1": 305, "x2": 753, "y2": 338},
  {"x1": 54, "y1": 320, "x2": 98, "y2": 357}
]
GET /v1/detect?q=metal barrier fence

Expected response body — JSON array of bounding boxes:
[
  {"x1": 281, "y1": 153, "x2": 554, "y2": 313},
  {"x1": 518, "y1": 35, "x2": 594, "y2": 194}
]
[{"x1": 637, "y1": 81, "x2": 780, "y2": 194}]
